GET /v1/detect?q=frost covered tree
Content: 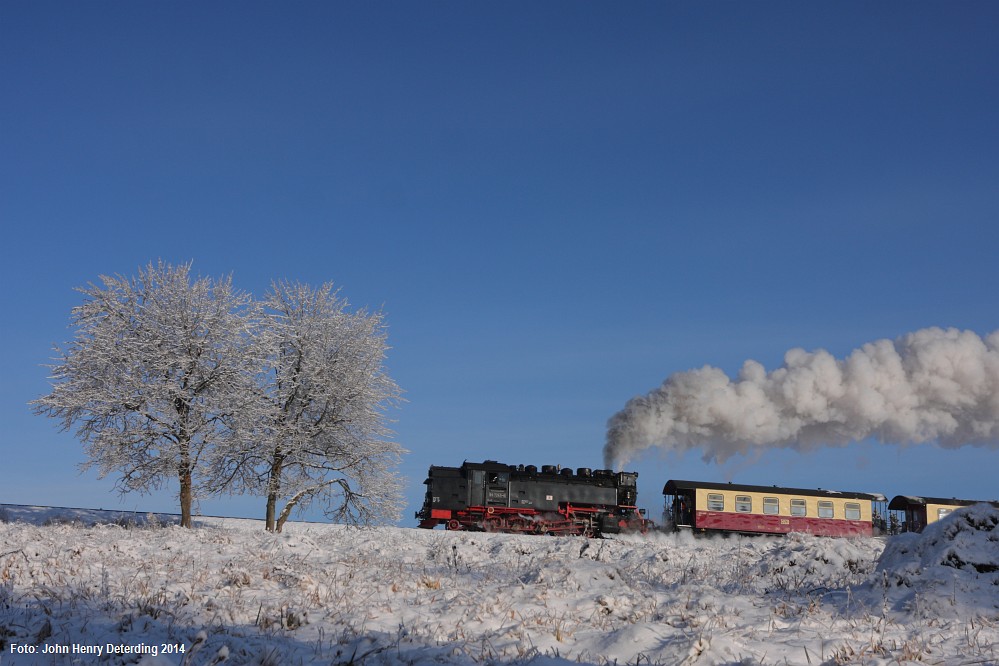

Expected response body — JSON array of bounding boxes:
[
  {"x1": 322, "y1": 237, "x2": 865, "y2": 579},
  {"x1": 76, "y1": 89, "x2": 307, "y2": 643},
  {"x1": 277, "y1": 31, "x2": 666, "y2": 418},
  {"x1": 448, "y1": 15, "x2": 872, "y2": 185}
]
[
  {"x1": 31, "y1": 262, "x2": 255, "y2": 528},
  {"x1": 243, "y1": 281, "x2": 405, "y2": 532}
]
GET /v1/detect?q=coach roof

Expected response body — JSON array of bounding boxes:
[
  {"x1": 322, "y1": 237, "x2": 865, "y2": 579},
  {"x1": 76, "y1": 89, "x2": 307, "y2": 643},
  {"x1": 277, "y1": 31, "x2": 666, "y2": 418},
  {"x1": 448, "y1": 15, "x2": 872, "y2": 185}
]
[
  {"x1": 663, "y1": 479, "x2": 885, "y2": 502},
  {"x1": 887, "y1": 495, "x2": 999, "y2": 510}
]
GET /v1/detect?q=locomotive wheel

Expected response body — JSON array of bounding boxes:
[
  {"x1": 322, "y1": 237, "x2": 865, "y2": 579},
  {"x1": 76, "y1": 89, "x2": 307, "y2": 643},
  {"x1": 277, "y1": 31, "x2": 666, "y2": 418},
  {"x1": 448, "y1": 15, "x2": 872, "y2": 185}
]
[
  {"x1": 446, "y1": 519, "x2": 461, "y2": 531},
  {"x1": 484, "y1": 517, "x2": 503, "y2": 532}
]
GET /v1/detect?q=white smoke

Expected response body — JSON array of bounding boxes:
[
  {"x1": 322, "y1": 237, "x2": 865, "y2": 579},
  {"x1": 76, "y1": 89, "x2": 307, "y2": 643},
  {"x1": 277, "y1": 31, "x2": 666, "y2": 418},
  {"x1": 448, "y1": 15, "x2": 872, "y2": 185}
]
[{"x1": 604, "y1": 327, "x2": 999, "y2": 469}]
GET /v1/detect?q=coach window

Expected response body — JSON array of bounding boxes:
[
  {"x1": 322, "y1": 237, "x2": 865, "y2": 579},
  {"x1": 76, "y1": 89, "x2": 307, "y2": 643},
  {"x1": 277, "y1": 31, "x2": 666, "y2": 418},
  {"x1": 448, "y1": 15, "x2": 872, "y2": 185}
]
[
  {"x1": 707, "y1": 493, "x2": 725, "y2": 511},
  {"x1": 790, "y1": 499, "x2": 806, "y2": 517},
  {"x1": 818, "y1": 501, "x2": 834, "y2": 519},
  {"x1": 735, "y1": 495, "x2": 752, "y2": 513},
  {"x1": 845, "y1": 503, "x2": 861, "y2": 520},
  {"x1": 763, "y1": 497, "x2": 779, "y2": 515}
]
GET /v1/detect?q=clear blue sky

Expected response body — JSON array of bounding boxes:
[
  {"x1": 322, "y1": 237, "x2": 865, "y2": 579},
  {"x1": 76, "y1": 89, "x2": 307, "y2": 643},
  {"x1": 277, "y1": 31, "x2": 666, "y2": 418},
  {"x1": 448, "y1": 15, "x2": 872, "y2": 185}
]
[{"x1": 2, "y1": 2, "x2": 998, "y2": 523}]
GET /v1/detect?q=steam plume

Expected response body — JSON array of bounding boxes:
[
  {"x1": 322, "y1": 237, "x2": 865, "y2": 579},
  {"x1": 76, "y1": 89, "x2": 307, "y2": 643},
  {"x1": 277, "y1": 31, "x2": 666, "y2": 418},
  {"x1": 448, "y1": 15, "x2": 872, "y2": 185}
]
[{"x1": 605, "y1": 327, "x2": 999, "y2": 469}]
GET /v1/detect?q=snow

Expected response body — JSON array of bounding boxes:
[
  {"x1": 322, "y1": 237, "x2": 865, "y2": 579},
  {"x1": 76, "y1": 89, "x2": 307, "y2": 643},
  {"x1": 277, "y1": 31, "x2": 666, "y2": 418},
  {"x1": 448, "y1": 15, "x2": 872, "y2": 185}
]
[
  {"x1": 1, "y1": 504, "x2": 997, "y2": 665},
  {"x1": 876, "y1": 503, "x2": 999, "y2": 618}
]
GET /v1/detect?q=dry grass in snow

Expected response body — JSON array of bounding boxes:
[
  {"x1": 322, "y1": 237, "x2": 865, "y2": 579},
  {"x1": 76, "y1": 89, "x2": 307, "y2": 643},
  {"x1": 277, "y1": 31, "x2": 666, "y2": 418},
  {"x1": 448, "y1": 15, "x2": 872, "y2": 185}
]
[{"x1": 0, "y1": 504, "x2": 997, "y2": 665}]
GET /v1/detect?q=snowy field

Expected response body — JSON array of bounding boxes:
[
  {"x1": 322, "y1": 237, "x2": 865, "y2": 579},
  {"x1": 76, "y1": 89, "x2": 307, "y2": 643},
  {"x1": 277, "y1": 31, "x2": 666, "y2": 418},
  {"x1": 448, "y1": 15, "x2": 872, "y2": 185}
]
[{"x1": 1, "y1": 504, "x2": 997, "y2": 666}]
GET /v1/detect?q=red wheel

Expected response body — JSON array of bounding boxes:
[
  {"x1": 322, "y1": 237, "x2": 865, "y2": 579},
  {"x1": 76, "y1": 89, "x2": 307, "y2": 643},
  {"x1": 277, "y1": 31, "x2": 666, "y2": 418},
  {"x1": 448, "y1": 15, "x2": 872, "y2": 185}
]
[{"x1": 484, "y1": 517, "x2": 503, "y2": 532}]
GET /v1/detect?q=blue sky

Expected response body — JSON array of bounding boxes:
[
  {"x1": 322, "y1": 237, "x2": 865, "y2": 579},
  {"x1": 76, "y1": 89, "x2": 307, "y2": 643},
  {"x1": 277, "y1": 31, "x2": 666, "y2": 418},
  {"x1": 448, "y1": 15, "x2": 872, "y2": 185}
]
[{"x1": 2, "y1": 2, "x2": 998, "y2": 523}]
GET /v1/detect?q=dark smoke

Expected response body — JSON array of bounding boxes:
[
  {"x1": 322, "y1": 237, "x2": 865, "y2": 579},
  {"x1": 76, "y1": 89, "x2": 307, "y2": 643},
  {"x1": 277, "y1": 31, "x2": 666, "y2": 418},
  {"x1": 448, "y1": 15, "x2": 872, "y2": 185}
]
[{"x1": 605, "y1": 327, "x2": 999, "y2": 469}]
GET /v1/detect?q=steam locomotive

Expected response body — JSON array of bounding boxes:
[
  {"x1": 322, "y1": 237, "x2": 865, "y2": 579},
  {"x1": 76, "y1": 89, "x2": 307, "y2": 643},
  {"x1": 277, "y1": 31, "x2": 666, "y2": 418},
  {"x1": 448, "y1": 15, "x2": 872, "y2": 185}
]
[{"x1": 416, "y1": 460, "x2": 648, "y2": 536}]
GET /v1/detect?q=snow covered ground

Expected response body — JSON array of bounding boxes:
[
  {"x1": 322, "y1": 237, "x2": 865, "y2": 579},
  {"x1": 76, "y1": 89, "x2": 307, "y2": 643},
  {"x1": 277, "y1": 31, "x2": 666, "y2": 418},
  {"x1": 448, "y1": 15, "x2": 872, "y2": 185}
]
[{"x1": 1, "y1": 503, "x2": 997, "y2": 665}]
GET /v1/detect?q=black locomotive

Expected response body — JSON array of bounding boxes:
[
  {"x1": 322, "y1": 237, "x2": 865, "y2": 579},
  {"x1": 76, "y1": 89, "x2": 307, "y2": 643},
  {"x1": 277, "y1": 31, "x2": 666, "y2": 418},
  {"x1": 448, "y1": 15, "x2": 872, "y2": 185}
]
[{"x1": 416, "y1": 460, "x2": 647, "y2": 536}]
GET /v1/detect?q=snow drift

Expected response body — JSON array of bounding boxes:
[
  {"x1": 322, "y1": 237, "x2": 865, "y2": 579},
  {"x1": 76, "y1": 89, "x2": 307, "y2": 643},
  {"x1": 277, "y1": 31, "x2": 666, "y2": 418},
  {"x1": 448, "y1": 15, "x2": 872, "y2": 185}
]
[
  {"x1": 605, "y1": 327, "x2": 999, "y2": 468},
  {"x1": 876, "y1": 503, "x2": 999, "y2": 616}
]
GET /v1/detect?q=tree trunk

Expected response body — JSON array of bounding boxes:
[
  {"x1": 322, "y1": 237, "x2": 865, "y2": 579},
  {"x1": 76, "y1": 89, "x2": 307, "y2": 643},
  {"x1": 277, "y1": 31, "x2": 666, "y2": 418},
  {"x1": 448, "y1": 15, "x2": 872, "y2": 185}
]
[
  {"x1": 179, "y1": 461, "x2": 193, "y2": 529},
  {"x1": 276, "y1": 480, "x2": 336, "y2": 533},
  {"x1": 265, "y1": 450, "x2": 284, "y2": 532},
  {"x1": 275, "y1": 495, "x2": 299, "y2": 533},
  {"x1": 177, "y1": 406, "x2": 194, "y2": 529},
  {"x1": 265, "y1": 492, "x2": 277, "y2": 532},
  {"x1": 276, "y1": 507, "x2": 290, "y2": 533}
]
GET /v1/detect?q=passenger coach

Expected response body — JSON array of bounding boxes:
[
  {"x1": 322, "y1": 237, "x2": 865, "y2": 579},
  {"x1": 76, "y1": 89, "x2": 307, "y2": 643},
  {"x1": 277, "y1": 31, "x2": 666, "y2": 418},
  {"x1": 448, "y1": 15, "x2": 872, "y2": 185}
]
[
  {"x1": 664, "y1": 480, "x2": 887, "y2": 537},
  {"x1": 888, "y1": 495, "x2": 999, "y2": 533}
]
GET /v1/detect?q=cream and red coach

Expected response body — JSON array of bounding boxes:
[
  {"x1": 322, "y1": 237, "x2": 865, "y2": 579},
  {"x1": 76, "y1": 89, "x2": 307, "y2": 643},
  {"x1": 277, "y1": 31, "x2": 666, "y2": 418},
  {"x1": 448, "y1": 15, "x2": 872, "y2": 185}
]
[{"x1": 664, "y1": 479, "x2": 886, "y2": 537}]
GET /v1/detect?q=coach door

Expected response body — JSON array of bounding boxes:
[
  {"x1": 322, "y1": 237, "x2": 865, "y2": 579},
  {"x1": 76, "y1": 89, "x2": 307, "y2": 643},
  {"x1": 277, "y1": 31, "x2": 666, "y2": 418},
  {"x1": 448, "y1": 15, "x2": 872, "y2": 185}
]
[
  {"x1": 668, "y1": 490, "x2": 695, "y2": 528},
  {"x1": 906, "y1": 505, "x2": 927, "y2": 533}
]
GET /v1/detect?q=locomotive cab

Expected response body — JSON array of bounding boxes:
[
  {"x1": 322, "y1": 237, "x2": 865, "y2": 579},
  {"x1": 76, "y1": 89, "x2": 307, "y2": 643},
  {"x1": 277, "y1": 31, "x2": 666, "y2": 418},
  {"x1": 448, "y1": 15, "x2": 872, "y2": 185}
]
[{"x1": 467, "y1": 463, "x2": 513, "y2": 507}]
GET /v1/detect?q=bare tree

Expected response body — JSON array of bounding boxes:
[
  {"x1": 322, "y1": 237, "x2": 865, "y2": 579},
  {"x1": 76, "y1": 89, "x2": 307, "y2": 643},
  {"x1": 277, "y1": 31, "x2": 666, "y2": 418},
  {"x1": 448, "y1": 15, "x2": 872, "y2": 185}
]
[
  {"x1": 246, "y1": 281, "x2": 405, "y2": 532},
  {"x1": 31, "y1": 261, "x2": 254, "y2": 527}
]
